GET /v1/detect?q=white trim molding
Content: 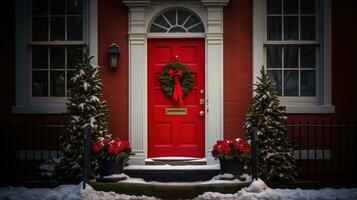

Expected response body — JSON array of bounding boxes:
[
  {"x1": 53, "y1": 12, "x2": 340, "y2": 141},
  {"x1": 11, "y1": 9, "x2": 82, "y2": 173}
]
[
  {"x1": 124, "y1": 0, "x2": 229, "y2": 165},
  {"x1": 252, "y1": 0, "x2": 334, "y2": 114},
  {"x1": 13, "y1": 0, "x2": 98, "y2": 114}
]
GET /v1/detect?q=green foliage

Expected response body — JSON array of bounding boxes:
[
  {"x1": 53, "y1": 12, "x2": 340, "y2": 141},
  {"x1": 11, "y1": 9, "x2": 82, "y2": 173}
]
[
  {"x1": 244, "y1": 66, "x2": 298, "y2": 181},
  {"x1": 160, "y1": 62, "x2": 193, "y2": 97},
  {"x1": 57, "y1": 48, "x2": 110, "y2": 181}
]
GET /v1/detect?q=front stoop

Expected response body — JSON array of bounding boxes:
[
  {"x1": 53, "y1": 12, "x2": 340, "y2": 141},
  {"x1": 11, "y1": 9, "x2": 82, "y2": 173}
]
[
  {"x1": 90, "y1": 181, "x2": 249, "y2": 199},
  {"x1": 124, "y1": 164, "x2": 220, "y2": 182}
]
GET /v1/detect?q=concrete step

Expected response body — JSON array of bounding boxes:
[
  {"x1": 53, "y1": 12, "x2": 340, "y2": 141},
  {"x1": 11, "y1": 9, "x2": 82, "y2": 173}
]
[{"x1": 123, "y1": 164, "x2": 220, "y2": 182}]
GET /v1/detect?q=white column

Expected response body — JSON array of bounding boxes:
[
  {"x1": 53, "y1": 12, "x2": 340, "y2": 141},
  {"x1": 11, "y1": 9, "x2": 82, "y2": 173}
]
[{"x1": 124, "y1": 2, "x2": 150, "y2": 165}]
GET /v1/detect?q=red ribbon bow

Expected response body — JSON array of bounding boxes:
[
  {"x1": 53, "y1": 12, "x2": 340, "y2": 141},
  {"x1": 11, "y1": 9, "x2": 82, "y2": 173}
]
[{"x1": 168, "y1": 69, "x2": 184, "y2": 106}]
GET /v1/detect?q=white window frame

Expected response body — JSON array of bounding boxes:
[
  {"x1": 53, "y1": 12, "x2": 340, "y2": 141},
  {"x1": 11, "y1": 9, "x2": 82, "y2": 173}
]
[
  {"x1": 253, "y1": 0, "x2": 334, "y2": 113},
  {"x1": 13, "y1": 0, "x2": 98, "y2": 114}
]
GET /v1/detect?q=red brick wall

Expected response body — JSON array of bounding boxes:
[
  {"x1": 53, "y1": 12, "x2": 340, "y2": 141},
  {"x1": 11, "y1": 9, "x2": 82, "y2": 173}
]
[
  {"x1": 223, "y1": 0, "x2": 253, "y2": 139},
  {"x1": 98, "y1": 0, "x2": 129, "y2": 139}
]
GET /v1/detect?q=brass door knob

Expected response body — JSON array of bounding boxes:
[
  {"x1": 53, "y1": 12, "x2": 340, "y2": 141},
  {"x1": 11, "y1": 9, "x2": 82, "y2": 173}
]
[{"x1": 199, "y1": 110, "x2": 205, "y2": 116}]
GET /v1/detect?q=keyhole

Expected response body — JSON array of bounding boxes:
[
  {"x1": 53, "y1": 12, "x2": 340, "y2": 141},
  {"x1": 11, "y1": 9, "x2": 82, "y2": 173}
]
[{"x1": 175, "y1": 54, "x2": 179, "y2": 61}]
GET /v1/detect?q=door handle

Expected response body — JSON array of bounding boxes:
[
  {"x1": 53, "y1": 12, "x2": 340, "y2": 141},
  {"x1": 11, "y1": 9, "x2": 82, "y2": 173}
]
[{"x1": 199, "y1": 110, "x2": 205, "y2": 117}]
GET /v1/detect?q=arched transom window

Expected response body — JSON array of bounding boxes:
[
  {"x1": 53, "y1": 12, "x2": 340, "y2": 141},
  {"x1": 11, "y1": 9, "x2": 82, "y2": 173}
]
[{"x1": 150, "y1": 9, "x2": 205, "y2": 33}]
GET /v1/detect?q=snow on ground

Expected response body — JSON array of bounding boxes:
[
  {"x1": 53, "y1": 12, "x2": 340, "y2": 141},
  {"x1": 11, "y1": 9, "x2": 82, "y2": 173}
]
[
  {"x1": 0, "y1": 182, "x2": 156, "y2": 200},
  {"x1": 1, "y1": 178, "x2": 357, "y2": 200},
  {"x1": 196, "y1": 179, "x2": 357, "y2": 200},
  {"x1": 196, "y1": 188, "x2": 357, "y2": 200}
]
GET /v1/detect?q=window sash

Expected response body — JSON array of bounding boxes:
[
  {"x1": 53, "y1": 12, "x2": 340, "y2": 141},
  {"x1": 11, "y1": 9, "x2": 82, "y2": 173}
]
[{"x1": 30, "y1": 0, "x2": 87, "y2": 99}]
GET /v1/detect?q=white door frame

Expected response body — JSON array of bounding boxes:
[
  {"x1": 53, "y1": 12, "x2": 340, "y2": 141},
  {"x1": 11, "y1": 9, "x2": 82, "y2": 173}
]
[{"x1": 124, "y1": 0, "x2": 229, "y2": 165}]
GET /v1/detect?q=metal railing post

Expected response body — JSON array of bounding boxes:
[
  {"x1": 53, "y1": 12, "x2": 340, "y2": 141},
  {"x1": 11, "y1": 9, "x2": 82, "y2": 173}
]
[
  {"x1": 252, "y1": 127, "x2": 258, "y2": 181},
  {"x1": 83, "y1": 127, "x2": 91, "y2": 189}
]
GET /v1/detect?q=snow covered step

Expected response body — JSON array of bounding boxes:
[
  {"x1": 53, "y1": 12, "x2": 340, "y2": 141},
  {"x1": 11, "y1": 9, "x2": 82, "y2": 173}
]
[
  {"x1": 145, "y1": 157, "x2": 206, "y2": 165},
  {"x1": 123, "y1": 164, "x2": 220, "y2": 182}
]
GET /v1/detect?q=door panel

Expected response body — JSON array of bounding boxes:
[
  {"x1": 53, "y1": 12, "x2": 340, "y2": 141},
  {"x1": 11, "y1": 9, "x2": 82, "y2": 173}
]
[{"x1": 148, "y1": 39, "x2": 205, "y2": 158}]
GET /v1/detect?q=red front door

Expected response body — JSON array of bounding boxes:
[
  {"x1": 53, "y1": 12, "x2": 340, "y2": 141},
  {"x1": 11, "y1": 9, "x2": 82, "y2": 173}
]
[{"x1": 148, "y1": 39, "x2": 205, "y2": 158}]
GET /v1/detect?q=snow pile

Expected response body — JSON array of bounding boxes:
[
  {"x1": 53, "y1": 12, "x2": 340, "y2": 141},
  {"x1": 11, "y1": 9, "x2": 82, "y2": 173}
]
[
  {"x1": 197, "y1": 180, "x2": 357, "y2": 200},
  {"x1": 0, "y1": 182, "x2": 157, "y2": 200},
  {"x1": 243, "y1": 178, "x2": 267, "y2": 193}
]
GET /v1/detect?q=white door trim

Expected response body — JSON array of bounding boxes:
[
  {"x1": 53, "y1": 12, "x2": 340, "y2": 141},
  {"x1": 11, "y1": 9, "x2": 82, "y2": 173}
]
[{"x1": 124, "y1": 0, "x2": 229, "y2": 165}]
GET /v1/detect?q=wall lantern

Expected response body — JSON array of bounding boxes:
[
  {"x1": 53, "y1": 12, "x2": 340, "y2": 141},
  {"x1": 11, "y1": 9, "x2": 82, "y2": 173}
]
[{"x1": 107, "y1": 43, "x2": 120, "y2": 69}]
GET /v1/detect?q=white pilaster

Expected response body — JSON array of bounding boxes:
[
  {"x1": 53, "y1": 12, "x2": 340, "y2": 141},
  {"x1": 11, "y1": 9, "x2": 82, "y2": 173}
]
[
  {"x1": 125, "y1": 1, "x2": 150, "y2": 165},
  {"x1": 204, "y1": 5, "x2": 226, "y2": 164}
]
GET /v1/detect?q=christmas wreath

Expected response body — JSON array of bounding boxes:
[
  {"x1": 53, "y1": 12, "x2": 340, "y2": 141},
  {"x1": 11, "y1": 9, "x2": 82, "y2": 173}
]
[{"x1": 160, "y1": 62, "x2": 193, "y2": 106}]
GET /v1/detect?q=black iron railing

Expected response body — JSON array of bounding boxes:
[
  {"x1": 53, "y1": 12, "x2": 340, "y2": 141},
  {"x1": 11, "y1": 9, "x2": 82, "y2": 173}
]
[
  {"x1": 0, "y1": 119, "x2": 65, "y2": 185},
  {"x1": 287, "y1": 121, "x2": 357, "y2": 178},
  {"x1": 1, "y1": 119, "x2": 356, "y2": 185}
]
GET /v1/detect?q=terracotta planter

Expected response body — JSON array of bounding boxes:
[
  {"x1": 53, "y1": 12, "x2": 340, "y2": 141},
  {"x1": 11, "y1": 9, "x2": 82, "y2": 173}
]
[
  {"x1": 98, "y1": 158, "x2": 124, "y2": 177},
  {"x1": 219, "y1": 158, "x2": 243, "y2": 176}
]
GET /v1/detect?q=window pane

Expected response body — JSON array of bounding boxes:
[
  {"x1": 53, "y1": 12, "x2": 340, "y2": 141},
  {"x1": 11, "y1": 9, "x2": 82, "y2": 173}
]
[
  {"x1": 50, "y1": 0, "x2": 65, "y2": 15},
  {"x1": 184, "y1": 16, "x2": 201, "y2": 28},
  {"x1": 67, "y1": 47, "x2": 83, "y2": 69},
  {"x1": 178, "y1": 10, "x2": 191, "y2": 25},
  {"x1": 150, "y1": 24, "x2": 167, "y2": 32},
  {"x1": 284, "y1": 16, "x2": 298, "y2": 40},
  {"x1": 169, "y1": 26, "x2": 186, "y2": 33},
  {"x1": 32, "y1": 71, "x2": 48, "y2": 97},
  {"x1": 267, "y1": 46, "x2": 282, "y2": 68},
  {"x1": 32, "y1": 0, "x2": 48, "y2": 15},
  {"x1": 67, "y1": 16, "x2": 83, "y2": 41},
  {"x1": 267, "y1": 0, "x2": 282, "y2": 14},
  {"x1": 283, "y1": 0, "x2": 298, "y2": 14},
  {"x1": 301, "y1": 46, "x2": 316, "y2": 68},
  {"x1": 301, "y1": 70, "x2": 316, "y2": 96},
  {"x1": 284, "y1": 70, "x2": 298, "y2": 96},
  {"x1": 188, "y1": 23, "x2": 204, "y2": 33},
  {"x1": 50, "y1": 47, "x2": 65, "y2": 69},
  {"x1": 301, "y1": 16, "x2": 315, "y2": 40},
  {"x1": 32, "y1": 46, "x2": 48, "y2": 69},
  {"x1": 50, "y1": 71, "x2": 65, "y2": 96},
  {"x1": 284, "y1": 45, "x2": 298, "y2": 68},
  {"x1": 267, "y1": 70, "x2": 282, "y2": 96},
  {"x1": 154, "y1": 15, "x2": 170, "y2": 28},
  {"x1": 67, "y1": 0, "x2": 83, "y2": 15},
  {"x1": 50, "y1": 17, "x2": 65, "y2": 40},
  {"x1": 301, "y1": 0, "x2": 315, "y2": 14},
  {"x1": 267, "y1": 16, "x2": 282, "y2": 40},
  {"x1": 67, "y1": 70, "x2": 76, "y2": 92},
  {"x1": 163, "y1": 10, "x2": 176, "y2": 26},
  {"x1": 33, "y1": 17, "x2": 48, "y2": 41}
]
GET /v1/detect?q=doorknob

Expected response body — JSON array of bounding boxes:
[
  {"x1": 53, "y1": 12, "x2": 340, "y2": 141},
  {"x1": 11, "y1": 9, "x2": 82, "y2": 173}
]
[{"x1": 199, "y1": 110, "x2": 205, "y2": 117}]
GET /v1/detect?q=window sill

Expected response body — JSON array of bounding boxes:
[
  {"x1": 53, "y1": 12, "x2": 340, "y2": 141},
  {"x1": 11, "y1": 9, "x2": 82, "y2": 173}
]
[
  {"x1": 285, "y1": 105, "x2": 335, "y2": 114},
  {"x1": 12, "y1": 104, "x2": 66, "y2": 114}
]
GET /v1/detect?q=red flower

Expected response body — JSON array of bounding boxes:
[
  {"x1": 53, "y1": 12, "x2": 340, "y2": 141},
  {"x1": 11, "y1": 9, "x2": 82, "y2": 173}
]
[
  {"x1": 108, "y1": 143, "x2": 121, "y2": 154},
  {"x1": 215, "y1": 140, "x2": 231, "y2": 155},
  {"x1": 237, "y1": 139, "x2": 251, "y2": 154},
  {"x1": 103, "y1": 138, "x2": 111, "y2": 145},
  {"x1": 91, "y1": 141, "x2": 104, "y2": 152}
]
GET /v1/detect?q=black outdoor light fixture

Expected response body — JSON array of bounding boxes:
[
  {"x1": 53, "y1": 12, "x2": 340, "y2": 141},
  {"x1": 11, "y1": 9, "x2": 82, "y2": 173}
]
[{"x1": 107, "y1": 43, "x2": 120, "y2": 69}]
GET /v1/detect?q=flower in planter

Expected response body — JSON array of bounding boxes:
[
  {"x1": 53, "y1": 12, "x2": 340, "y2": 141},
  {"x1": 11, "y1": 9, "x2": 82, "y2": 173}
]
[
  {"x1": 91, "y1": 137, "x2": 132, "y2": 162},
  {"x1": 212, "y1": 138, "x2": 251, "y2": 160}
]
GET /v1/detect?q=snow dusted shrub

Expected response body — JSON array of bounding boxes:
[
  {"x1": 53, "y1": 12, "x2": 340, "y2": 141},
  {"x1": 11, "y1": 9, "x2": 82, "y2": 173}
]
[
  {"x1": 55, "y1": 48, "x2": 111, "y2": 181},
  {"x1": 244, "y1": 66, "x2": 297, "y2": 181}
]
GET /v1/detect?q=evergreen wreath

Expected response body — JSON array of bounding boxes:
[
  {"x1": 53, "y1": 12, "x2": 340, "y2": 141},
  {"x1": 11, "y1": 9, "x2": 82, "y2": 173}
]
[{"x1": 160, "y1": 62, "x2": 193, "y2": 100}]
